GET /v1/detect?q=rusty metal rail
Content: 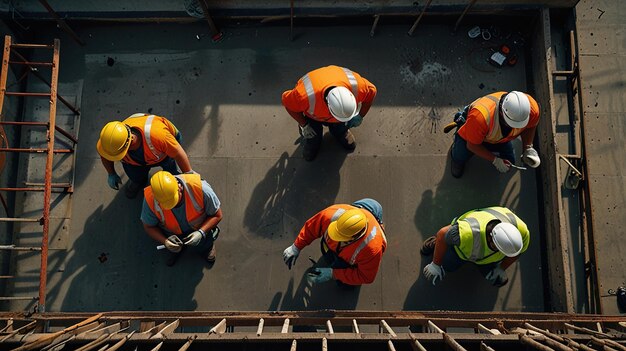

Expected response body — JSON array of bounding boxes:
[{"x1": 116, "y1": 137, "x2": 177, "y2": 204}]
[
  {"x1": 0, "y1": 35, "x2": 79, "y2": 312},
  {"x1": 0, "y1": 312, "x2": 623, "y2": 350}
]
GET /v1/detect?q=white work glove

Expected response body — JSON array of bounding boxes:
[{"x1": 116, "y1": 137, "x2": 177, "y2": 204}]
[
  {"x1": 165, "y1": 235, "x2": 183, "y2": 253},
  {"x1": 492, "y1": 157, "x2": 511, "y2": 173},
  {"x1": 282, "y1": 244, "x2": 300, "y2": 270},
  {"x1": 423, "y1": 262, "x2": 445, "y2": 286},
  {"x1": 485, "y1": 266, "x2": 508, "y2": 287},
  {"x1": 522, "y1": 146, "x2": 541, "y2": 168},
  {"x1": 183, "y1": 229, "x2": 205, "y2": 246},
  {"x1": 299, "y1": 123, "x2": 317, "y2": 139}
]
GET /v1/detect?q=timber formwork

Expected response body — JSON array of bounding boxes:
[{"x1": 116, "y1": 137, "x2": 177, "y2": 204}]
[{"x1": 0, "y1": 312, "x2": 624, "y2": 350}]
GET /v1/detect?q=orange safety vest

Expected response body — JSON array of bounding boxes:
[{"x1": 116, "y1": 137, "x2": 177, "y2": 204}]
[
  {"x1": 295, "y1": 66, "x2": 367, "y2": 123},
  {"x1": 144, "y1": 173, "x2": 206, "y2": 235},
  {"x1": 469, "y1": 92, "x2": 527, "y2": 144},
  {"x1": 321, "y1": 206, "x2": 387, "y2": 267},
  {"x1": 122, "y1": 113, "x2": 179, "y2": 166}
]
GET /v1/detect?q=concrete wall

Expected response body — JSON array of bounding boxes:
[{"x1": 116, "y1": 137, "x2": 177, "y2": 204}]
[{"x1": 0, "y1": 0, "x2": 580, "y2": 19}]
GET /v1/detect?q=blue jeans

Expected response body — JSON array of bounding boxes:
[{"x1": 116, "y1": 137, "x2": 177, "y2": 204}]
[
  {"x1": 122, "y1": 157, "x2": 179, "y2": 186},
  {"x1": 451, "y1": 133, "x2": 515, "y2": 165},
  {"x1": 441, "y1": 245, "x2": 499, "y2": 278}
]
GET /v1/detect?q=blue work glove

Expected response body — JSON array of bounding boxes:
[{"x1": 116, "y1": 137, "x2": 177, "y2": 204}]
[
  {"x1": 307, "y1": 268, "x2": 333, "y2": 284},
  {"x1": 107, "y1": 173, "x2": 122, "y2": 190},
  {"x1": 485, "y1": 266, "x2": 508, "y2": 287},
  {"x1": 346, "y1": 114, "x2": 363, "y2": 129}
]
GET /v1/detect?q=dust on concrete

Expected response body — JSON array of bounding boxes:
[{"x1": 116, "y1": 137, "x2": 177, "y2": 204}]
[{"x1": 400, "y1": 59, "x2": 451, "y2": 88}]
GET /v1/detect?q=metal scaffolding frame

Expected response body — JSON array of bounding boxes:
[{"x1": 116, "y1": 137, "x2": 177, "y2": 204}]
[
  {"x1": 0, "y1": 35, "x2": 79, "y2": 312},
  {"x1": 0, "y1": 311, "x2": 624, "y2": 350}
]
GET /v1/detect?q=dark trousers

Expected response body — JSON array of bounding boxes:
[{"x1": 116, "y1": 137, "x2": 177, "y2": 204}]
[
  {"x1": 441, "y1": 245, "x2": 499, "y2": 278},
  {"x1": 122, "y1": 157, "x2": 179, "y2": 186},
  {"x1": 451, "y1": 133, "x2": 515, "y2": 165},
  {"x1": 305, "y1": 117, "x2": 349, "y2": 147}
]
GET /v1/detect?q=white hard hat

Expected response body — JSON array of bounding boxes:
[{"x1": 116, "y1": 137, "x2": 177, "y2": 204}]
[
  {"x1": 490, "y1": 222, "x2": 523, "y2": 257},
  {"x1": 501, "y1": 91, "x2": 531, "y2": 128},
  {"x1": 326, "y1": 86, "x2": 358, "y2": 122}
]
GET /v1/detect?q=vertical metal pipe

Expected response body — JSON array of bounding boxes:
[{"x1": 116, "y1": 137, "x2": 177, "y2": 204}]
[{"x1": 39, "y1": 39, "x2": 61, "y2": 312}]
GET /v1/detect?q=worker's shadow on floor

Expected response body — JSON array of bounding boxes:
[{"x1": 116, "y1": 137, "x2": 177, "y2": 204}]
[
  {"x1": 243, "y1": 135, "x2": 349, "y2": 239},
  {"x1": 49, "y1": 189, "x2": 205, "y2": 311},
  {"x1": 270, "y1": 256, "x2": 361, "y2": 313},
  {"x1": 403, "y1": 261, "x2": 499, "y2": 311}
]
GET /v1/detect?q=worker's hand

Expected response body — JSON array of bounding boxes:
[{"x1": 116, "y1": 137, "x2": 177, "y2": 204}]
[
  {"x1": 183, "y1": 229, "x2": 205, "y2": 246},
  {"x1": 346, "y1": 114, "x2": 363, "y2": 128},
  {"x1": 492, "y1": 157, "x2": 511, "y2": 173},
  {"x1": 282, "y1": 244, "x2": 300, "y2": 270},
  {"x1": 306, "y1": 268, "x2": 333, "y2": 284},
  {"x1": 298, "y1": 123, "x2": 317, "y2": 139},
  {"x1": 107, "y1": 173, "x2": 122, "y2": 190},
  {"x1": 485, "y1": 266, "x2": 508, "y2": 287},
  {"x1": 423, "y1": 262, "x2": 445, "y2": 286},
  {"x1": 165, "y1": 235, "x2": 184, "y2": 253},
  {"x1": 522, "y1": 146, "x2": 541, "y2": 168}
]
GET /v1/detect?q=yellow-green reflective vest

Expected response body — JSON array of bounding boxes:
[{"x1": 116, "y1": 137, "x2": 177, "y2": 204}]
[{"x1": 452, "y1": 207, "x2": 530, "y2": 265}]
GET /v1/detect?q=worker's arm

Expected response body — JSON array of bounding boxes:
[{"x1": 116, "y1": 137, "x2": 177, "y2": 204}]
[
  {"x1": 358, "y1": 80, "x2": 377, "y2": 117},
  {"x1": 143, "y1": 223, "x2": 167, "y2": 244},
  {"x1": 520, "y1": 125, "x2": 537, "y2": 148},
  {"x1": 333, "y1": 250, "x2": 383, "y2": 285},
  {"x1": 199, "y1": 208, "x2": 223, "y2": 233},
  {"x1": 170, "y1": 144, "x2": 192, "y2": 173},
  {"x1": 285, "y1": 107, "x2": 307, "y2": 126},
  {"x1": 466, "y1": 142, "x2": 496, "y2": 162},
  {"x1": 499, "y1": 255, "x2": 519, "y2": 270},
  {"x1": 431, "y1": 225, "x2": 451, "y2": 265},
  {"x1": 293, "y1": 209, "x2": 328, "y2": 250},
  {"x1": 100, "y1": 156, "x2": 117, "y2": 174}
]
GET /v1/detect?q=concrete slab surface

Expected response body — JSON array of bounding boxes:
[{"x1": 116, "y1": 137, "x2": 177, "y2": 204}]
[
  {"x1": 576, "y1": 0, "x2": 626, "y2": 315},
  {"x1": 4, "y1": 20, "x2": 545, "y2": 312}
]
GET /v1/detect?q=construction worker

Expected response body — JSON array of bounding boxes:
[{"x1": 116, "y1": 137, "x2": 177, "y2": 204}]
[
  {"x1": 141, "y1": 171, "x2": 222, "y2": 266},
  {"x1": 420, "y1": 206, "x2": 530, "y2": 287},
  {"x1": 96, "y1": 113, "x2": 192, "y2": 198},
  {"x1": 282, "y1": 199, "x2": 387, "y2": 286},
  {"x1": 282, "y1": 65, "x2": 377, "y2": 161},
  {"x1": 449, "y1": 91, "x2": 541, "y2": 178}
]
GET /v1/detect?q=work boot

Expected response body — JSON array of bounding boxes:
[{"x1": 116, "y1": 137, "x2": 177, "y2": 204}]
[
  {"x1": 420, "y1": 236, "x2": 437, "y2": 256},
  {"x1": 124, "y1": 181, "x2": 142, "y2": 199},
  {"x1": 204, "y1": 244, "x2": 216, "y2": 266},
  {"x1": 303, "y1": 140, "x2": 321, "y2": 161},
  {"x1": 450, "y1": 157, "x2": 465, "y2": 178},
  {"x1": 336, "y1": 130, "x2": 356, "y2": 152}
]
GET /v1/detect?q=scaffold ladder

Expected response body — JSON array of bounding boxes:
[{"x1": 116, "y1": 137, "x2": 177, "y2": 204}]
[{"x1": 0, "y1": 35, "x2": 79, "y2": 312}]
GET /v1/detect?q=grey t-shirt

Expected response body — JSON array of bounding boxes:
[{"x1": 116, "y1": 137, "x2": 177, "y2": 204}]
[
  {"x1": 444, "y1": 224, "x2": 461, "y2": 246},
  {"x1": 141, "y1": 180, "x2": 221, "y2": 234}
]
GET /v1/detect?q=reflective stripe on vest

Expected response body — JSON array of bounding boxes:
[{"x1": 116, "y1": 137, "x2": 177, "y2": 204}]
[
  {"x1": 128, "y1": 114, "x2": 165, "y2": 163},
  {"x1": 151, "y1": 175, "x2": 205, "y2": 234},
  {"x1": 349, "y1": 226, "x2": 377, "y2": 265},
  {"x1": 302, "y1": 67, "x2": 358, "y2": 116},
  {"x1": 143, "y1": 115, "x2": 164, "y2": 162},
  {"x1": 482, "y1": 207, "x2": 517, "y2": 226},
  {"x1": 465, "y1": 217, "x2": 484, "y2": 262},
  {"x1": 469, "y1": 94, "x2": 503, "y2": 142}
]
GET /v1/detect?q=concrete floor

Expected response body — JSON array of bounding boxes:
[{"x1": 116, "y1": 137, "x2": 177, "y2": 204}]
[{"x1": 6, "y1": 20, "x2": 545, "y2": 312}]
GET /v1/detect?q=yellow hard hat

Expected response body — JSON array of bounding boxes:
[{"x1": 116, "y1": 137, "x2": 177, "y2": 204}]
[
  {"x1": 150, "y1": 171, "x2": 180, "y2": 210},
  {"x1": 327, "y1": 209, "x2": 368, "y2": 242},
  {"x1": 96, "y1": 121, "x2": 131, "y2": 161}
]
